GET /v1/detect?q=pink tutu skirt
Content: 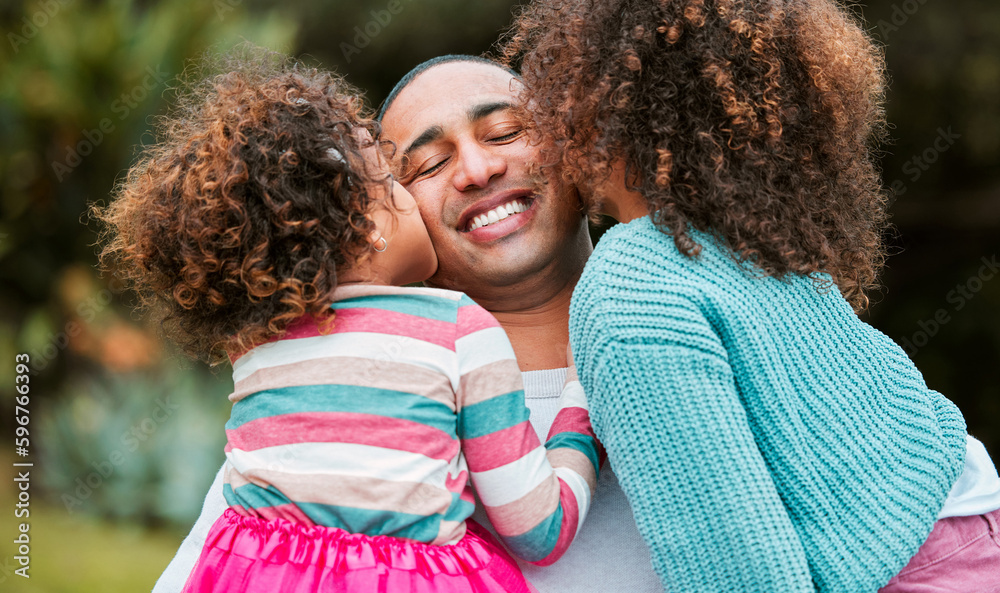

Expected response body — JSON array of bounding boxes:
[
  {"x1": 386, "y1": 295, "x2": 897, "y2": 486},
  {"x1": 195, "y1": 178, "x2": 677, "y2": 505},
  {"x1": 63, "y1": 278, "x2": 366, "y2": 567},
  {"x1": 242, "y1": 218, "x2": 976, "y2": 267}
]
[{"x1": 182, "y1": 509, "x2": 538, "y2": 593}]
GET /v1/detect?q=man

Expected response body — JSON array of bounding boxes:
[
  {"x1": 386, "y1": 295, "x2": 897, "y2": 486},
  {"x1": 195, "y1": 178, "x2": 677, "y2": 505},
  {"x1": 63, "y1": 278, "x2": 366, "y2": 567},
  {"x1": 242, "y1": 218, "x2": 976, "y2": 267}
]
[{"x1": 153, "y1": 56, "x2": 662, "y2": 592}]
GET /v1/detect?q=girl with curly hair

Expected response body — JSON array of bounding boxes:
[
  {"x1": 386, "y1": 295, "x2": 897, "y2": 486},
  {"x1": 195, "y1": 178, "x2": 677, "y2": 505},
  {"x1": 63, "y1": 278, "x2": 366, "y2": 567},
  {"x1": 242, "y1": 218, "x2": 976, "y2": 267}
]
[
  {"x1": 505, "y1": 0, "x2": 1000, "y2": 591},
  {"x1": 97, "y1": 48, "x2": 601, "y2": 593}
]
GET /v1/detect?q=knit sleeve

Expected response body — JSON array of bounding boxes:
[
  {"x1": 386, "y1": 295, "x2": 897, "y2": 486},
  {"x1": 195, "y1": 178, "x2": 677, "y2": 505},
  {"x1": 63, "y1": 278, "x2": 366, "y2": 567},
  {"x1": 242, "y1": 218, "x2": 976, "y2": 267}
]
[
  {"x1": 576, "y1": 303, "x2": 815, "y2": 591},
  {"x1": 454, "y1": 295, "x2": 600, "y2": 565}
]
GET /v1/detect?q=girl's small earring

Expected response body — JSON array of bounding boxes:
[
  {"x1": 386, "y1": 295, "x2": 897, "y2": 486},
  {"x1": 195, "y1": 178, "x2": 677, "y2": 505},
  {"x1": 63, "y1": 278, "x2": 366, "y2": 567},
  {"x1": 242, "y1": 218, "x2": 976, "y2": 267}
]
[{"x1": 373, "y1": 236, "x2": 388, "y2": 253}]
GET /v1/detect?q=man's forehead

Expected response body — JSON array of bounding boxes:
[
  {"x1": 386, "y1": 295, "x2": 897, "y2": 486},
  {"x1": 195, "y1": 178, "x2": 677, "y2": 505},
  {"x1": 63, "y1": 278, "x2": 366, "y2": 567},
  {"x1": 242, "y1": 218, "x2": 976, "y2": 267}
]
[{"x1": 382, "y1": 62, "x2": 520, "y2": 141}]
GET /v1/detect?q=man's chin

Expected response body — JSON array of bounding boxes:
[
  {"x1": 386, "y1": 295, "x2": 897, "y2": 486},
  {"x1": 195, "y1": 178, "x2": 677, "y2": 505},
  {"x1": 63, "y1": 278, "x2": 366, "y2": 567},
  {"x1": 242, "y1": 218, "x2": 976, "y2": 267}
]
[{"x1": 433, "y1": 252, "x2": 554, "y2": 294}]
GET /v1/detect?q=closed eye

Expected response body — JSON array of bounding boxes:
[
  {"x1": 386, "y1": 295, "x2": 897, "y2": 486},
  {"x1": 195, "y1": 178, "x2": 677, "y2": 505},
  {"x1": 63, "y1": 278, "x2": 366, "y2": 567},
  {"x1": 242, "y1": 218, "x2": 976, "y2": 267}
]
[
  {"x1": 414, "y1": 157, "x2": 449, "y2": 179},
  {"x1": 488, "y1": 130, "x2": 523, "y2": 142},
  {"x1": 409, "y1": 128, "x2": 522, "y2": 181}
]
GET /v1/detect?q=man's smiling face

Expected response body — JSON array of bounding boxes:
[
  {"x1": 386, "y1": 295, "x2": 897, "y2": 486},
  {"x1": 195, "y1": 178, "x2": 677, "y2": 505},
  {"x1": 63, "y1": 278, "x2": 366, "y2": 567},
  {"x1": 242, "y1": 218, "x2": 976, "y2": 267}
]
[{"x1": 379, "y1": 61, "x2": 588, "y2": 299}]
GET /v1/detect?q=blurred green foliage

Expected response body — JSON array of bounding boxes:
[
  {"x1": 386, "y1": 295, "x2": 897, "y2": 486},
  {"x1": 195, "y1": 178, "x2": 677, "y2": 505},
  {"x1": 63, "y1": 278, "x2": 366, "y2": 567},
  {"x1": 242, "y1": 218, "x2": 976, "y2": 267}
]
[
  {"x1": 0, "y1": 455, "x2": 184, "y2": 591},
  {"x1": 0, "y1": 0, "x2": 299, "y2": 529},
  {"x1": 37, "y1": 366, "x2": 230, "y2": 525},
  {"x1": 0, "y1": 1, "x2": 997, "y2": 576},
  {"x1": 0, "y1": 0, "x2": 296, "y2": 387}
]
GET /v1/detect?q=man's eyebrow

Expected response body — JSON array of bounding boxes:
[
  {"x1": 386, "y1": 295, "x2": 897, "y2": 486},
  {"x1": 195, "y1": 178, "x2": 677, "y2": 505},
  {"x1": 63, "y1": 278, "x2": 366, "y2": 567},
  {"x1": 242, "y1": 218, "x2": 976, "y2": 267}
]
[
  {"x1": 402, "y1": 101, "x2": 514, "y2": 156},
  {"x1": 468, "y1": 101, "x2": 514, "y2": 123},
  {"x1": 404, "y1": 125, "x2": 444, "y2": 156}
]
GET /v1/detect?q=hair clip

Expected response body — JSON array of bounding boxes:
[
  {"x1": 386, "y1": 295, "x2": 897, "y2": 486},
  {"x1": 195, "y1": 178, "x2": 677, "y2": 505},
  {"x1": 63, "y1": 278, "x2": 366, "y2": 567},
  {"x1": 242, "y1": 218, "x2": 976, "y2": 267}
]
[{"x1": 326, "y1": 147, "x2": 346, "y2": 164}]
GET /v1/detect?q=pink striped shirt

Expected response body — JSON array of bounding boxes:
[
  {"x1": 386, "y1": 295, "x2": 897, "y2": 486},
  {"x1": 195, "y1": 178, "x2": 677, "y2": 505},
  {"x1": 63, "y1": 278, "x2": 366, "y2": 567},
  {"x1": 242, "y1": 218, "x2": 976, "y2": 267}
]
[{"x1": 223, "y1": 284, "x2": 600, "y2": 564}]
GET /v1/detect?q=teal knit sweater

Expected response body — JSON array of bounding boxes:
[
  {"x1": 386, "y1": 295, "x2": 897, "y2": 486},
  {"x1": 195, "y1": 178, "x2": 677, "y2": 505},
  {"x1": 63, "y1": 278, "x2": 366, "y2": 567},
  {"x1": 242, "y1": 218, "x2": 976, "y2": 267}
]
[{"x1": 568, "y1": 216, "x2": 967, "y2": 592}]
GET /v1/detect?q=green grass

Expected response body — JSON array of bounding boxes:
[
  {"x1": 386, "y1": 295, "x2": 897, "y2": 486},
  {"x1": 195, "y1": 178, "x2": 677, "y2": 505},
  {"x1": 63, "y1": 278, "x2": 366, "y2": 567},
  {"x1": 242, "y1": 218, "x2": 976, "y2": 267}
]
[{"x1": 0, "y1": 465, "x2": 184, "y2": 593}]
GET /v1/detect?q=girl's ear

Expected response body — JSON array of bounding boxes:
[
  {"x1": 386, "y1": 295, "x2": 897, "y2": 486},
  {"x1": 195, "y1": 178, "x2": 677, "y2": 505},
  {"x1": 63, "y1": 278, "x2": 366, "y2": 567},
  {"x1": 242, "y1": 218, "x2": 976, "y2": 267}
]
[
  {"x1": 368, "y1": 195, "x2": 399, "y2": 245},
  {"x1": 366, "y1": 204, "x2": 388, "y2": 245}
]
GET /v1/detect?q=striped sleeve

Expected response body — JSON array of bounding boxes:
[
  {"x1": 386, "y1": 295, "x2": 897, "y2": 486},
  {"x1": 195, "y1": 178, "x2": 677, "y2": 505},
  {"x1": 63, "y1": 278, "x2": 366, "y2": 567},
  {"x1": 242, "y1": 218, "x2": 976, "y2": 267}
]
[{"x1": 454, "y1": 295, "x2": 600, "y2": 565}]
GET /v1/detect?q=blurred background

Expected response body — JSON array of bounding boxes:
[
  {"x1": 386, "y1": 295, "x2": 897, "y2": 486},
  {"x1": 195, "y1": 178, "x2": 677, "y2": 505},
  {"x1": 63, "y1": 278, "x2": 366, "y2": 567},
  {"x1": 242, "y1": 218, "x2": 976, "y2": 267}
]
[{"x1": 0, "y1": 0, "x2": 997, "y2": 590}]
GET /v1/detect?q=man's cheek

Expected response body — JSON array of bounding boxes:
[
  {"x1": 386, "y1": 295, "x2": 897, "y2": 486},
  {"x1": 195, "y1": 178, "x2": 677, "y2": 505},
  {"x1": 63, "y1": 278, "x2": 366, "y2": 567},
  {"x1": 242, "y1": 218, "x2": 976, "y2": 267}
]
[
  {"x1": 422, "y1": 221, "x2": 463, "y2": 264},
  {"x1": 409, "y1": 186, "x2": 451, "y2": 227}
]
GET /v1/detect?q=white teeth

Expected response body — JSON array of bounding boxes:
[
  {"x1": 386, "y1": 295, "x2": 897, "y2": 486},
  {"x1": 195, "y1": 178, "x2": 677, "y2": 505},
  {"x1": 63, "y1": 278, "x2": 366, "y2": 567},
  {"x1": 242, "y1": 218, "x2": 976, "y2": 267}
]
[{"x1": 467, "y1": 199, "x2": 531, "y2": 231}]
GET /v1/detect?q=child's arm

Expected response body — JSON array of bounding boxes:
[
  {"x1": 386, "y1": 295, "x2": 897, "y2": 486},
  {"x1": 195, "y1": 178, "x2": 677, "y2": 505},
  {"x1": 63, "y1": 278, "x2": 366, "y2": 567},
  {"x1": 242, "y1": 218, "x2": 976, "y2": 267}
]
[
  {"x1": 454, "y1": 296, "x2": 600, "y2": 566},
  {"x1": 572, "y1": 298, "x2": 815, "y2": 592}
]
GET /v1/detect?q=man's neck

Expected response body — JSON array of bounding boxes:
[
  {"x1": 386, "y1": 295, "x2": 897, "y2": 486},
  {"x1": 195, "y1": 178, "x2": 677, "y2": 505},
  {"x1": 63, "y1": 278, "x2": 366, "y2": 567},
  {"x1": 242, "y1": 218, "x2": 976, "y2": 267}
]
[
  {"x1": 490, "y1": 273, "x2": 577, "y2": 371},
  {"x1": 428, "y1": 220, "x2": 592, "y2": 371},
  {"x1": 476, "y1": 225, "x2": 592, "y2": 371}
]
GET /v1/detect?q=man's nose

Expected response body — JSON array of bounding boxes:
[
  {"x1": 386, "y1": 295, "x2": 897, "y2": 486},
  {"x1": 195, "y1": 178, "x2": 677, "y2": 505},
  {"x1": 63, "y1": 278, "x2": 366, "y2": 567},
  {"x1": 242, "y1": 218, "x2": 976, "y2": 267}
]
[{"x1": 452, "y1": 142, "x2": 506, "y2": 191}]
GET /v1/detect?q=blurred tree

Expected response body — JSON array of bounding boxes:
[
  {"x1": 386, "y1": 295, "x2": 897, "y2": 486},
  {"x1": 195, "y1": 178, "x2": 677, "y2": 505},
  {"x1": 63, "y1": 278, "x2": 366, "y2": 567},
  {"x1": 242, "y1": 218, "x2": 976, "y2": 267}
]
[
  {"x1": 279, "y1": 0, "x2": 520, "y2": 105},
  {"x1": 0, "y1": 0, "x2": 296, "y2": 389},
  {"x1": 0, "y1": 0, "x2": 296, "y2": 526}
]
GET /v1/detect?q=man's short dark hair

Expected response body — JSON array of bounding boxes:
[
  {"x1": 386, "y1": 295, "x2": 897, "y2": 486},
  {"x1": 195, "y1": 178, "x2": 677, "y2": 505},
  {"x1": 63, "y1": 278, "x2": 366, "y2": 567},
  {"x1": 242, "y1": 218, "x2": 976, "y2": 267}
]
[{"x1": 376, "y1": 54, "x2": 518, "y2": 121}]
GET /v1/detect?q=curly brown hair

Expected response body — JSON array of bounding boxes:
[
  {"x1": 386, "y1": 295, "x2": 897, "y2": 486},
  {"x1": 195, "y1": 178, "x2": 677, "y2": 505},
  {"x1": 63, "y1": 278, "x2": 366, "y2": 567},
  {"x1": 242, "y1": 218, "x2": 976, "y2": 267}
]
[
  {"x1": 96, "y1": 46, "x2": 386, "y2": 364},
  {"x1": 504, "y1": 0, "x2": 890, "y2": 311}
]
